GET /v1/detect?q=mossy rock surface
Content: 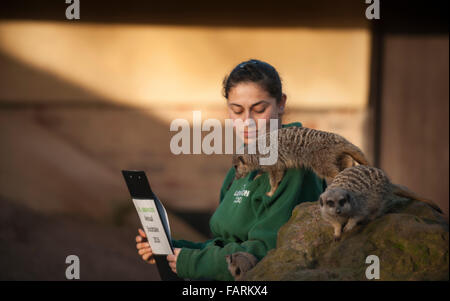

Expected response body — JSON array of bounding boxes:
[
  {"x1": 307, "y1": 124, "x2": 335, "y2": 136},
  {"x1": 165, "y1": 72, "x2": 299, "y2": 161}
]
[{"x1": 243, "y1": 200, "x2": 449, "y2": 281}]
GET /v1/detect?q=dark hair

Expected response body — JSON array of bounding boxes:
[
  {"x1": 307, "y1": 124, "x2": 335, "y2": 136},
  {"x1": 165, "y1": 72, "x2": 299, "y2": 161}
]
[{"x1": 222, "y1": 59, "x2": 283, "y2": 103}]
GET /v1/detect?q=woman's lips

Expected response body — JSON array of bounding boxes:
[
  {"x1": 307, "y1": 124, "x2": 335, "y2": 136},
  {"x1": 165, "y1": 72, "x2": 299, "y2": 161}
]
[{"x1": 243, "y1": 130, "x2": 257, "y2": 138}]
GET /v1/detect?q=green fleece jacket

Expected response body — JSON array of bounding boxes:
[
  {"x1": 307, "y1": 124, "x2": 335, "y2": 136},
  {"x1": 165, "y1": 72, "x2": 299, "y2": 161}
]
[{"x1": 172, "y1": 122, "x2": 327, "y2": 281}]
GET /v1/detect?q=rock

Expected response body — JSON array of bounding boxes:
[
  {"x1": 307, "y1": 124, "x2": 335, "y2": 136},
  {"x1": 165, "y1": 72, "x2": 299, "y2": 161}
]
[{"x1": 243, "y1": 199, "x2": 449, "y2": 281}]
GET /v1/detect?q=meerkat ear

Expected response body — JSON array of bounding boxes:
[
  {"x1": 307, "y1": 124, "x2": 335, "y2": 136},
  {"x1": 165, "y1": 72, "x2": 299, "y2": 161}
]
[
  {"x1": 232, "y1": 155, "x2": 244, "y2": 170},
  {"x1": 319, "y1": 196, "x2": 324, "y2": 206}
]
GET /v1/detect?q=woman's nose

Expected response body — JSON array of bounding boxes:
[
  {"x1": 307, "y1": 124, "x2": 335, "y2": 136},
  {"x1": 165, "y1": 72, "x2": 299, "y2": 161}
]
[
  {"x1": 242, "y1": 116, "x2": 256, "y2": 128},
  {"x1": 244, "y1": 112, "x2": 253, "y2": 123}
]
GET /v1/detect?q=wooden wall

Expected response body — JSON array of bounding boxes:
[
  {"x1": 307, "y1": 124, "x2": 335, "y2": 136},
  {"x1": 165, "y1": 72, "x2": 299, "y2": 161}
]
[{"x1": 378, "y1": 35, "x2": 449, "y2": 216}]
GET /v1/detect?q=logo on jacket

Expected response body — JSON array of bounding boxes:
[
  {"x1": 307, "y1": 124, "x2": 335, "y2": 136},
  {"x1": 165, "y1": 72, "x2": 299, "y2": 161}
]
[{"x1": 233, "y1": 184, "x2": 250, "y2": 204}]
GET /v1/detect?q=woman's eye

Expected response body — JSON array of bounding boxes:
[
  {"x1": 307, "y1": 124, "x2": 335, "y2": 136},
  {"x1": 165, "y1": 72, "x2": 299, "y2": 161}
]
[
  {"x1": 232, "y1": 110, "x2": 243, "y2": 115},
  {"x1": 253, "y1": 107, "x2": 266, "y2": 114}
]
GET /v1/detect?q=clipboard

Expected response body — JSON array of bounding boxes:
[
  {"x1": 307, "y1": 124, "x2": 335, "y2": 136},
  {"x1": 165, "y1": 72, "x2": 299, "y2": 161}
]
[{"x1": 122, "y1": 170, "x2": 183, "y2": 281}]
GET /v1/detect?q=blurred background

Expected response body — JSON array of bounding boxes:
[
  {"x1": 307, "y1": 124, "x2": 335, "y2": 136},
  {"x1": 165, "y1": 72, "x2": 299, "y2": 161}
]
[{"x1": 0, "y1": 0, "x2": 448, "y2": 280}]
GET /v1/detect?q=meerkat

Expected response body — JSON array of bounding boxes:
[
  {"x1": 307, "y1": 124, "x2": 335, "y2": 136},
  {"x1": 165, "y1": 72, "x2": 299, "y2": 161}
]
[
  {"x1": 319, "y1": 165, "x2": 443, "y2": 241},
  {"x1": 232, "y1": 126, "x2": 369, "y2": 196},
  {"x1": 225, "y1": 252, "x2": 259, "y2": 281}
]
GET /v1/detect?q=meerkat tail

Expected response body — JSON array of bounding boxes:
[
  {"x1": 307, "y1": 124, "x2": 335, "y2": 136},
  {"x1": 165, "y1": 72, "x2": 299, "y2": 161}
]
[
  {"x1": 342, "y1": 144, "x2": 370, "y2": 166},
  {"x1": 392, "y1": 184, "x2": 443, "y2": 214}
]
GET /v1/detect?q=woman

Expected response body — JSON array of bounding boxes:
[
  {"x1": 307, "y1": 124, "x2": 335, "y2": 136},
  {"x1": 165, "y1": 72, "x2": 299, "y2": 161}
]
[{"x1": 135, "y1": 59, "x2": 326, "y2": 281}]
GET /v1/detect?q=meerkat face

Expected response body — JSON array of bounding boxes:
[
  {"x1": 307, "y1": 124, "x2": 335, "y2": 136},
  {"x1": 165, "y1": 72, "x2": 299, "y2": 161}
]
[
  {"x1": 225, "y1": 254, "x2": 242, "y2": 278},
  {"x1": 319, "y1": 188, "x2": 353, "y2": 217},
  {"x1": 232, "y1": 155, "x2": 252, "y2": 179}
]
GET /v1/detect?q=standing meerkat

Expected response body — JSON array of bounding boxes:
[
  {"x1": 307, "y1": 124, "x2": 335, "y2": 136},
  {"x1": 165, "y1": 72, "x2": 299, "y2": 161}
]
[
  {"x1": 319, "y1": 165, "x2": 443, "y2": 241},
  {"x1": 225, "y1": 252, "x2": 259, "y2": 281},
  {"x1": 233, "y1": 126, "x2": 369, "y2": 196}
]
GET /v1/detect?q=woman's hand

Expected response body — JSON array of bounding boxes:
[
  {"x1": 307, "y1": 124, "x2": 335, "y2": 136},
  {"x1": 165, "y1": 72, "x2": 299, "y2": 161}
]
[
  {"x1": 135, "y1": 228, "x2": 156, "y2": 264},
  {"x1": 167, "y1": 248, "x2": 181, "y2": 274}
]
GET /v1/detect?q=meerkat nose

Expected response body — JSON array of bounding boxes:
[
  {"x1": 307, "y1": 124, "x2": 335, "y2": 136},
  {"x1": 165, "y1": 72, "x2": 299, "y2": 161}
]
[{"x1": 336, "y1": 209, "x2": 341, "y2": 214}]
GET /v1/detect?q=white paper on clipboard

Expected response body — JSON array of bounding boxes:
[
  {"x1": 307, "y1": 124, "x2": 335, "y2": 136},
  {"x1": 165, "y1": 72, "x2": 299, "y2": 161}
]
[{"x1": 133, "y1": 198, "x2": 173, "y2": 255}]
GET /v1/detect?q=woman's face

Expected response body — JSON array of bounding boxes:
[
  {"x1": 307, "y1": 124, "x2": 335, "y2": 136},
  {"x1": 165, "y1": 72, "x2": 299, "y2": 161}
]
[{"x1": 227, "y1": 82, "x2": 286, "y2": 145}]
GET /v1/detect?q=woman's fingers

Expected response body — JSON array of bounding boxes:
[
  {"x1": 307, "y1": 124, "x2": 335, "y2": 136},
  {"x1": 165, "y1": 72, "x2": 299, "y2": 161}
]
[
  {"x1": 138, "y1": 228, "x2": 147, "y2": 238},
  {"x1": 136, "y1": 235, "x2": 142, "y2": 243},
  {"x1": 138, "y1": 247, "x2": 152, "y2": 256},
  {"x1": 135, "y1": 228, "x2": 155, "y2": 264},
  {"x1": 168, "y1": 261, "x2": 176, "y2": 273},
  {"x1": 136, "y1": 228, "x2": 147, "y2": 243},
  {"x1": 140, "y1": 247, "x2": 155, "y2": 264},
  {"x1": 166, "y1": 251, "x2": 179, "y2": 274},
  {"x1": 136, "y1": 242, "x2": 150, "y2": 249},
  {"x1": 142, "y1": 251, "x2": 156, "y2": 264}
]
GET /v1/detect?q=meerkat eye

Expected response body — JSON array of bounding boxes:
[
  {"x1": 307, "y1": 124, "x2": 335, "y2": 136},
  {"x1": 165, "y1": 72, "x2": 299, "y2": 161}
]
[
  {"x1": 326, "y1": 201, "x2": 335, "y2": 207},
  {"x1": 339, "y1": 199, "x2": 346, "y2": 206},
  {"x1": 235, "y1": 268, "x2": 241, "y2": 275}
]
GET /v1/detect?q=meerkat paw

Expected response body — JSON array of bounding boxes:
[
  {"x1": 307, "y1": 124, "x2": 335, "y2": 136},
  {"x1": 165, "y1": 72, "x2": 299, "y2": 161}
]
[
  {"x1": 343, "y1": 224, "x2": 354, "y2": 233},
  {"x1": 265, "y1": 190, "x2": 274, "y2": 197},
  {"x1": 343, "y1": 218, "x2": 361, "y2": 233},
  {"x1": 265, "y1": 185, "x2": 278, "y2": 197},
  {"x1": 332, "y1": 223, "x2": 343, "y2": 241}
]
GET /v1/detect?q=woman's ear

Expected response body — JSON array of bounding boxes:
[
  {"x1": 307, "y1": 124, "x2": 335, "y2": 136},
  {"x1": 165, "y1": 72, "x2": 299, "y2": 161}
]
[{"x1": 278, "y1": 93, "x2": 287, "y2": 115}]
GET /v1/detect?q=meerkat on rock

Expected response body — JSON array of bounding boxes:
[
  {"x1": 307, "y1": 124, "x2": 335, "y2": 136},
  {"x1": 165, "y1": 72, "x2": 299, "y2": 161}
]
[
  {"x1": 319, "y1": 165, "x2": 443, "y2": 241},
  {"x1": 233, "y1": 126, "x2": 369, "y2": 196}
]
